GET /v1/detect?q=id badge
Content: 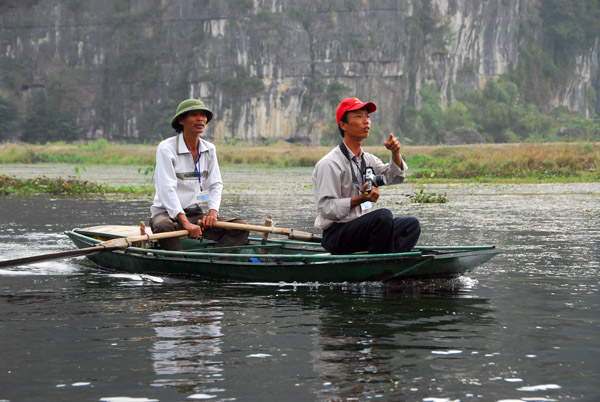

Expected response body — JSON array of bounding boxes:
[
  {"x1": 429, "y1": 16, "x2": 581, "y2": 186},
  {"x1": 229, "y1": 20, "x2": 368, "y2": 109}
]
[
  {"x1": 196, "y1": 190, "x2": 211, "y2": 203},
  {"x1": 360, "y1": 201, "x2": 372, "y2": 211}
]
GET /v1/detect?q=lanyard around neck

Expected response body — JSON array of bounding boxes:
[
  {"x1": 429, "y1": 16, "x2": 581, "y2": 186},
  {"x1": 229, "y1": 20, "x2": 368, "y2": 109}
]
[
  {"x1": 187, "y1": 143, "x2": 202, "y2": 189},
  {"x1": 338, "y1": 142, "x2": 366, "y2": 192}
]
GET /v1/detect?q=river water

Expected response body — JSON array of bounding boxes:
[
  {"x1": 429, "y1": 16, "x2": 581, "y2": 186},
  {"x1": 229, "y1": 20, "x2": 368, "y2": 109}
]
[{"x1": 0, "y1": 165, "x2": 598, "y2": 402}]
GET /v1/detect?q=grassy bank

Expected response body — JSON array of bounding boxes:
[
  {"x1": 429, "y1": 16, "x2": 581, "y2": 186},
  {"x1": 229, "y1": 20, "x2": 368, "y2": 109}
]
[{"x1": 0, "y1": 140, "x2": 598, "y2": 182}]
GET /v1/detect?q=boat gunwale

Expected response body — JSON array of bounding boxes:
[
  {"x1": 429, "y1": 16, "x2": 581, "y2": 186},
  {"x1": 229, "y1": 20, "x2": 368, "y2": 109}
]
[
  {"x1": 66, "y1": 230, "x2": 428, "y2": 262},
  {"x1": 66, "y1": 229, "x2": 501, "y2": 264},
  {"x1": 70, "y1": 227, "x2": 499, "y2": 253}
]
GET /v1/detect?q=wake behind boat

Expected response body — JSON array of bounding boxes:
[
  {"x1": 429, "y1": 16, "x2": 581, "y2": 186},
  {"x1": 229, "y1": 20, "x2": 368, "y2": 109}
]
[{"x1": 64, "y1": 225, "x2": 501, "y2": 283}]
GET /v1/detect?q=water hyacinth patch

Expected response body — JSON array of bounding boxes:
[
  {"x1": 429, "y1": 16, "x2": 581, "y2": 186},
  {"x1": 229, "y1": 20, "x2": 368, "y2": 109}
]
[{"x1": 0, "y1": 174, "x2": 107, "y2": 196}]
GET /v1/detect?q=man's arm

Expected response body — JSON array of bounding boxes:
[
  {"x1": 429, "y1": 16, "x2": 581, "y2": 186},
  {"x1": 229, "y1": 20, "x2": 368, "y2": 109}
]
[
  {"x1": 313, "y1": 158, "x2": 352, "y2": 221},
  {"x1": 384, "y1": 133, "x2": 404, "y2": 168},
  {"x1": 154, "y1": 142, "x2": 186, "y2": 219},
  {"x1": 201, "y1": 143, "x2": 223, "y2": 213}
]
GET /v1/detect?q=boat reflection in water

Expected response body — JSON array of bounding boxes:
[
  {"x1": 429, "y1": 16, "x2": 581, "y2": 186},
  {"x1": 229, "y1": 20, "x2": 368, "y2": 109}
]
[
  {"x1": 150, "y1": 299, "x2": 224, "y2": 394},
  {"x1": 143, "y1": 282, "x2": 496, "y2": 400},
  {"x1": 307, "y1": 285, "x2": 496, "y2": 400}
]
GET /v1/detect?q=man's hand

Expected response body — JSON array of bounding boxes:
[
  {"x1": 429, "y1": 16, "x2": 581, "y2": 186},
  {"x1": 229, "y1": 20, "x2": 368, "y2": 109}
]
[
  {"x1": 362, "y1": 182, "x2": 380, "y2": 203},
  {"x1": 200, "y1": 209, "x2": 219, "y2": 229},
  {"x1": 351, "y1": 183, "x2": 380, "y2": 209},
  {"x1": 177, "y1": 213, "x2": 202, "y2": 238},
  {"x1": 384, "y1": 133, "x2": 403, "y2": 168},
  {"x1": 384, "y1": 133, "x2": 401, "y2": 153},
  {"x1": 182, "y1": 220, "x2": 202, "y2": 239}
]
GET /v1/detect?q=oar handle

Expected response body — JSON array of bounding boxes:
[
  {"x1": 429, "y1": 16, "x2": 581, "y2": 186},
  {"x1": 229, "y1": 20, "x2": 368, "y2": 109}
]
[{"x1": 100, "y1": 229, "x2": 191, "y2": 248}]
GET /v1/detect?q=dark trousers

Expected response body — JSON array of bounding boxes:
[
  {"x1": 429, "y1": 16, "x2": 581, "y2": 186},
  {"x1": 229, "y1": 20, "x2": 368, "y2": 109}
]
[
  {"x1": 150, "y1": 206, "x2": 249, "y2": 251},
  {"x1": 322, "y1": 209, "x2": 420, "y2": 254}
]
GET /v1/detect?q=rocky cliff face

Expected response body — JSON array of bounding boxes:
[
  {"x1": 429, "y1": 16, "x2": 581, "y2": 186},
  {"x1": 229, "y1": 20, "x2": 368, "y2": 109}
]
[{"x1": 0, "y1": 0, "x2": 598, "y2": 144}]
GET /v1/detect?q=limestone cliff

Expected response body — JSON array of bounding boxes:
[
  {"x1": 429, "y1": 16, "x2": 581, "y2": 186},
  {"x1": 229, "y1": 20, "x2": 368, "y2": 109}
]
[{"x1": 0, "y1": 0, "x2": 597, "y2": 144}]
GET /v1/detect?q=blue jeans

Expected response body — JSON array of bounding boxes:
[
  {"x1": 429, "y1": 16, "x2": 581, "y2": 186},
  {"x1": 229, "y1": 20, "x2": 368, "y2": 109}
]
[{"x1": 322, "y1": 209, "x2": 420, "y2": 254}]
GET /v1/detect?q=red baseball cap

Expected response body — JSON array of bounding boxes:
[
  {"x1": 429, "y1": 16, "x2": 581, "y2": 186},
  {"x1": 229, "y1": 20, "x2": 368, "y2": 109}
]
[{"x1": 336, "y1": 97, "x2": 377, "y2": 125}]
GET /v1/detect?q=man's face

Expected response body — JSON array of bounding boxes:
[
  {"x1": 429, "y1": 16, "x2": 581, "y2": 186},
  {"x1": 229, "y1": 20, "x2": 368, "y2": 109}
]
[
  {"x1": 340, "y1": 107, "x2": 371, "y2": 140},
  {"x1": 179, "y1": 110, "x2": 208, "y2": 135}
]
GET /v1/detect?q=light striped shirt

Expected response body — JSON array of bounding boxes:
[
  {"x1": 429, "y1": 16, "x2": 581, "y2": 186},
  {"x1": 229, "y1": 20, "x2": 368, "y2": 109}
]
[
  {"x1": 151, "y1": 134, "x2": 223, "y2": 219},
  {"x1": 312, "y1": 143, "x2": 407, "y2": 230}
]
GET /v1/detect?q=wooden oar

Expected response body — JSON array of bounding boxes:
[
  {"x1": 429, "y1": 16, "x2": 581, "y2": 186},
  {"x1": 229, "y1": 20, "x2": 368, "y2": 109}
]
[
  {"x1": 213, "y1": 221, "x2": 322, "y2": 243},
  {"x1": 0, "y1": 221, "x2": 322, "y2": 268},
  {"x1": 0, "y1": 229, "x2": 190, "y2": 269}
]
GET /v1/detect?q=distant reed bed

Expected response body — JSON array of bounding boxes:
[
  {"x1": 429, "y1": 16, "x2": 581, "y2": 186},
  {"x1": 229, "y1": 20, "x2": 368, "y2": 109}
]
[{"x1": 0, "y1": 140, "x2": 598, "y2": 182}]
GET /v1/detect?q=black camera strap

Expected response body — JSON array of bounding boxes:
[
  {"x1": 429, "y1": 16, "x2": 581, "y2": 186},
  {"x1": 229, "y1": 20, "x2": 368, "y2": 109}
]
[{"x1": 339, "y1": 142, "x2": 366, "y2": 192}]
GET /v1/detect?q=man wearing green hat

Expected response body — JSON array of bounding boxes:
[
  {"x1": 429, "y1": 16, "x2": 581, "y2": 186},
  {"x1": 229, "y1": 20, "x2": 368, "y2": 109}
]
[{"x1": 149, "y1": 99, "x2": 248, "y2": 250}]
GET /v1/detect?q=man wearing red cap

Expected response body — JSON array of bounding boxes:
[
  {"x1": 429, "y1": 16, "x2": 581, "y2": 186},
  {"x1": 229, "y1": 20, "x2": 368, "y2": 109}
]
[{"x1": 312, "y1": 97, "x2": 420, "y2": 254}]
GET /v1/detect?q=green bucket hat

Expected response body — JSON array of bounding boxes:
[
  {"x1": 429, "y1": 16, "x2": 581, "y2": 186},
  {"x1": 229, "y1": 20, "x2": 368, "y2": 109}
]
[{"x1": 171, "y1": 99, "x2": 214, "y2": 130}]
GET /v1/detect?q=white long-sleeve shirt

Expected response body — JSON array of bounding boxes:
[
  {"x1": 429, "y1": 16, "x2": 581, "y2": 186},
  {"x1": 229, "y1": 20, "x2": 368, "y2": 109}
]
[
  {"x1": 312, "y1": 143, "x2": 407, "y2": 230},
  {"x1": 150, "y1": 134, "x2": 223, "y2": 219}
]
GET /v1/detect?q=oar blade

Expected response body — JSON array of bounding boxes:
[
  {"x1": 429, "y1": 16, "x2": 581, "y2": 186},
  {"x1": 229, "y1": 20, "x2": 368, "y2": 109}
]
[{"x1": 0, "y1": 245, "x2": 120, "y2": 269}]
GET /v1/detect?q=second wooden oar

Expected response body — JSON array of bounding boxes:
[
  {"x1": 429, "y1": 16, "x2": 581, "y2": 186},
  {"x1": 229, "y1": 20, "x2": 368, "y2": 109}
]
[{"x1": 212, "y1": 221, "x2": 322, "y2": 242}]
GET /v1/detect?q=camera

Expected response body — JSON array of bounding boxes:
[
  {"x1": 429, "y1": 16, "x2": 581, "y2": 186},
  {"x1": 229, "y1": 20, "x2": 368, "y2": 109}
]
[{"x1": 364, "y1": 167, "x2": 386, "y2": 194}]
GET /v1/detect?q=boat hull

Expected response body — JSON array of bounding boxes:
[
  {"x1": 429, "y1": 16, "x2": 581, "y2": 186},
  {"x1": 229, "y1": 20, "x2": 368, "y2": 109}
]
[{"x1": 66, "y1": 226, "x2": 501, "y2": 283}]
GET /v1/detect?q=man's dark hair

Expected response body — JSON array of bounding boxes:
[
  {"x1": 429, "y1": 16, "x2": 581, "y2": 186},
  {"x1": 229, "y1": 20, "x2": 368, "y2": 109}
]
[
  {"x1": 174, "y1": 112, "x2": 190, "y2": 134},
  {"x1": 174, "y1": 116, "x2": 184, "y2": 134},
  {"x1": 338, "y1": 112, "x2": 349, "y2": 138}
]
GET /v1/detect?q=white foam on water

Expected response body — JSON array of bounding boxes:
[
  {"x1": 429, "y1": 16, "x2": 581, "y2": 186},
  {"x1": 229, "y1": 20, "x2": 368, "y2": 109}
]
[
  {"x1": 0, "y1": 260, "x2": 78, "y2": 276},
  {"x1": 108, "y1": 273, "x2": 143, "y2": 280},
  {"x1": 140, "y1": 274, "x2": 164, "y2": 283},
  {"x1": 517, "y1": 384, "x2": 561, "y2": 392},
  {"x1": 0, "y1": 268, "x2": 39, "y2": 276},
  {"x1": 239, "y1": 281, "x2": 324, "y2": 288},
  {"x1": 431, "y1": 350, "x2": 463, "y2": 355},
  {"x1": 100, "y1": 398, "x2": 159, "y2": 402},
  {"x1": 458, "y1": 276, "x2": 479, "y2": 288},
  {"x1": 107, "y1": 273, "x2": 164, "y2": 283},
  {"x1": 187, "y1": 394, "x2": 217, "y2": 400},
  {"x1": 246, "y1": 353, "x2": 272, "y2": 358}
]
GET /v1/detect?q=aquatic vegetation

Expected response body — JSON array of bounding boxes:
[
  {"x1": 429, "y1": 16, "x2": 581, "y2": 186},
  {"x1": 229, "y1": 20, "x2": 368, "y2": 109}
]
[
  {"x1": 138, "y1": 164, "x2": 155, "y2": 185},
  {"x1": 0, "y1": 174, "x2": 107, "y2": 196},
  {"x1": 406, "y1": 188, "x2": 449, "y2": 204},
  {"x1": 0, "y1": 174, "x2": 153, "y2": 197}
]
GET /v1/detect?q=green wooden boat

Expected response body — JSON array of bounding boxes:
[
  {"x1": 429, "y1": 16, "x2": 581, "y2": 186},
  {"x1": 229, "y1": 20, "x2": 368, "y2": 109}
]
[{"x1": 64, "y1": 225, "x2": 501, "y2": 283}]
